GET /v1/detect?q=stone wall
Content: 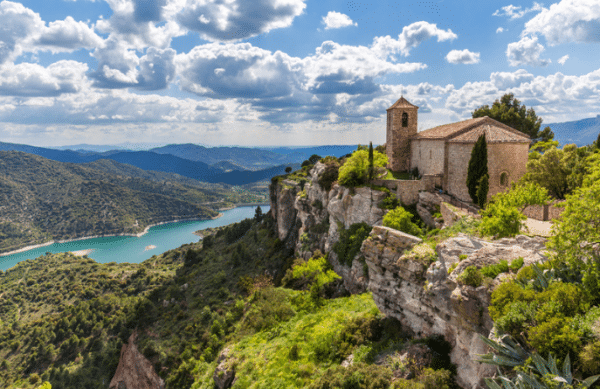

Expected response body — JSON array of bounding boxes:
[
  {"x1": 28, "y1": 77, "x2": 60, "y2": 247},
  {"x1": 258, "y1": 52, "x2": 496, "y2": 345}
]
[
  {"x1": 410, "y1": 139, "x2": 445, "y2": 175},
  {"x1": 522, "y1": 200, "x2": 566, "y2": 221},
  {"x1": 372, "y1": 176, "x2": 436, "y2": 206},
  {"x1": 446, "y1": 142, "x2": 529, "y2": 203}
]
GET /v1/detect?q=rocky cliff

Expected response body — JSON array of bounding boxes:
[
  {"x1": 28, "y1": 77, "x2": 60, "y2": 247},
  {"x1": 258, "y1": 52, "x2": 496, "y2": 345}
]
[
  {"x1": 269, "y1": 162, "x2": 548, "y2": 389},
  {"x1": 109, "y1": 332, "x2": 165, "y2": 389}
]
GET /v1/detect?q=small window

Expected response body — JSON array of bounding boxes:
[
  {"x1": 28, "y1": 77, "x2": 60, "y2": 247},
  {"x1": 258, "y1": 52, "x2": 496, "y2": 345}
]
[
  {"x1": 429, "y1": 150, "x2": 432, "y2": 159},
  {"x1": 402, "y1": 112, "x2": 408, "y2": 127},
  {"x1": 500, "y1": 172, "x2": 509, "y2": 186}
]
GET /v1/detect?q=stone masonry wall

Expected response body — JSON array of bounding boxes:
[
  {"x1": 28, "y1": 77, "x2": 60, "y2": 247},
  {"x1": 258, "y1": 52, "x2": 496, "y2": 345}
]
[
  {"x1": 447, "y1": 142, "x2": 529, "y2": 203},
  {"x1": 411, "y1": 139, "x2": 445, "y2": 175}
]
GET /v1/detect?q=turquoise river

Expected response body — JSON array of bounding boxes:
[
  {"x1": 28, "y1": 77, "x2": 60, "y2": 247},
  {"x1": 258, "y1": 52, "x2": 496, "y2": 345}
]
[{"x1": 0, "y1": 205, "x2": 269, "y2": 271}]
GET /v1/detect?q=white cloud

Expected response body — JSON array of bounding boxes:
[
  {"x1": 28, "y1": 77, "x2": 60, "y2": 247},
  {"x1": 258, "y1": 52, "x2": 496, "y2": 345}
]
[
  {"x1": 0, "y1": 61, "x2": 89, "y2": 96},
  {"x1": 446, "y1": 49, "x2": 480, "y2": 64},
  {"x1": 490, "y1": 69, "x2": 534, "y2": 89},
  {"x1": 507, "y1": 36, "x2": 551, "y2": 67},
  {"x1": 496, "y1": 27, "x2": 504, "y2": 33},
  {"x1": 524, "y1": 0, "x2": 600, "y2": 44},
  {"x1": 0, "y1": 1, "x2": 44, "y2": 64},
  {"x1": 558, "y1": 55, "x2": 569, "y2": 65},
  {"x1": 493, "y1": 2, "x2": 543, "y2": 19},
  {"x1": 36, "y1": 16, "x2": 103, "y2": 51},
  {"x1": 372, "y1": 21, "x2": 457, "y2": 57},
  {"x1": 176, "y1": 0, "x2": 307, "y2": 42},
  {"x1": 322, "y1": 11, "x2": 356, "y2": 29}
]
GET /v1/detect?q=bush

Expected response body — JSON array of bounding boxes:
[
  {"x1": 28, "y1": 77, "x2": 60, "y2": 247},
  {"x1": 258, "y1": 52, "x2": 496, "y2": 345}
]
[
  {"x1": 579, "y1": 340, "x2": 600, "y2": 374},
  {"x1": 528, "y1": 317, "x2": 583, "y2": 358},
  {"x1": 338, "y1": 149, "x2": 387, "y2": 187},
  {"x1": 333, "y1": 223, "x2": 373, "y2": 266},
  {"x1": 383, "y1": 206, "x2": 422, "y2": 237},
  {"x1": 480, "y1": 260, "x2": 509, "y2": 279},
  {"x1": 488, "y1": 281, "x2": 535, "y2": 321},
  {"x1": 308, "y1": 363, "x2": 392, "y2": 389},
  {"x1": 495, "y1": 300, "x2": 535, "y2": 336},
  {"x1": 318, "y1": 161, "x2": 340, "y2": 191},
  {"x1": 509, "y1": 257, "x2": 524, "y2": 272},
  {"x1": 456, "y1": 266, "x2": 483, "y2": 287}
]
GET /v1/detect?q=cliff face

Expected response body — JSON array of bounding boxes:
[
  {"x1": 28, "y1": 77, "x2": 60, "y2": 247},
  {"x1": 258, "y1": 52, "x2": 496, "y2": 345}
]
[
  {"x1": 269, "y1": 163, "x2": 548, "y2": 389},
  {"x1": 109, "y1": 332, "x2": 165, "y2": 389},
  {"x1": 270, "y1": 162, "x2": 388, "y2": 293}
]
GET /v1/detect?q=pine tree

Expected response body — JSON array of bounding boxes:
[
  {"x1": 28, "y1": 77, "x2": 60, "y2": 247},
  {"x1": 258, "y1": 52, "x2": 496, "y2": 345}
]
[
  {"x1": 254, "y1": 206, "x2": 263, "y2": 222},
  {"x1": 476, "y1": 174, "x2": 489, "y2": 208},
  {"x1": 368, "y1": 142, "x2": 374, "y2": 180},
  {"x1": 467, "y1": 134, "x2": 488, "y2": 204}
]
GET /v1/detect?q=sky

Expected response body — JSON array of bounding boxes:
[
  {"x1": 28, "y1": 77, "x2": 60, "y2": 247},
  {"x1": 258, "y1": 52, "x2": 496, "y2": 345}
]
[{"x1": 0, "y1": 0, "x2": 599, "y2": 147}]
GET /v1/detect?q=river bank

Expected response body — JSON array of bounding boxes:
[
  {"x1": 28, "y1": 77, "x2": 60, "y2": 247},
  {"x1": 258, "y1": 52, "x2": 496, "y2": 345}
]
[{"x1": 0, "y1": 214, "x2": 225, "y2": 258}]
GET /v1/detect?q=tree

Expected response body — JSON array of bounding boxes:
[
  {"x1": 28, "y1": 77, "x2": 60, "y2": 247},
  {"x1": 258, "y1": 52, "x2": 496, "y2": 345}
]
[
  {"x1": 472, "y1": 93, "x2": 554, "y2": 145},
  {"x1": 383, "y1": 206, "x2": 422, "y2": 237},
  {"x1": 467, "y1": 134, "x2": 488, "y2": 205},
  {"x1": 285, "y1": 166, "x2": 292, "y2": 173},
  {"x1": 479, "y1": 182, "x2": 550, "y2": 238},
  {"x1": 523, "y1": 143, "x2": 591, "y2": 199},
  {"x1": 254, "y1": 206, "x2": 263, "y2": 222},
  {"x1": 308, "y1": 154, "x2": 322, "y2": 164},
  {"x1": 338, "y1": 149, "x2": 387, "y2": 187},
  {"x1": 368, "y1": 142, "x2": 374, "y2": 180},
  {"x1": 476, "y1": 174, "x2": 489, "y2": 209}
]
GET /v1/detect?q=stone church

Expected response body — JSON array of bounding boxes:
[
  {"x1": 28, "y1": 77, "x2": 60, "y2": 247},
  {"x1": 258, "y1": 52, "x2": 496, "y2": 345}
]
[{"x1": 385, "y1": 97, "x2": 530, "y2": 202}]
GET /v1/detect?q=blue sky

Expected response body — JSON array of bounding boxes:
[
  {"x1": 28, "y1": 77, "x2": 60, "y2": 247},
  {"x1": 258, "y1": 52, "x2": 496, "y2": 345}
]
[{"x1": 0, "y1": 0, "x2": 599, "y2": 147}]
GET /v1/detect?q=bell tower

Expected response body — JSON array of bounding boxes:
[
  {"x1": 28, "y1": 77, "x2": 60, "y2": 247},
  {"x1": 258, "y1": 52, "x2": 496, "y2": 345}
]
[{"x1": 386, "y1": 97, "x2": 418, "y2": 172}]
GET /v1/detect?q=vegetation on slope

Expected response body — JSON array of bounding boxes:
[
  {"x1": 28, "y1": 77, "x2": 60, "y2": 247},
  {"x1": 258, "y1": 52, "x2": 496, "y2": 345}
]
[{"x1": 0, "y1": 151, "x2": 268, "y2": 252}]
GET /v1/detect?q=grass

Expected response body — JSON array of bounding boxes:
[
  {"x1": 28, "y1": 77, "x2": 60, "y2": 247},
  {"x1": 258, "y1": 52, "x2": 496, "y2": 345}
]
[{"x1": 383, "y1": 170, "x2": 412, "y2": 180}]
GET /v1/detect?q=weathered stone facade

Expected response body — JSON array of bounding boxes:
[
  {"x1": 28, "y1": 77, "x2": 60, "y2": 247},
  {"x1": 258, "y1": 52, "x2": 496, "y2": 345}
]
[
  {"x1": 386, "y1": 98, "x2": 530, "y2": 203},
  {"x1": 386, "y1": 97, "x2": 418, "y2": 172}
]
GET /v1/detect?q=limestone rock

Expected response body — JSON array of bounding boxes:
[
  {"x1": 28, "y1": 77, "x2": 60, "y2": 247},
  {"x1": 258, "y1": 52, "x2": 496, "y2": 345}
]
[
  {"x1": 363, "y1": 231, "x2": 548, "y2": 389},
  {"x1": 213, "y1": 346, "x2": 236, "y2": 389},
  {"x1": 109, "y1": 332, "x2": 165, "y2": 389}
]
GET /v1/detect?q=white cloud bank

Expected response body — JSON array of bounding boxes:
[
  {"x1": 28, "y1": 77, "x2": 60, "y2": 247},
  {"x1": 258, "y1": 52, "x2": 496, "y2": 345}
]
[{"x1": 493, "y1": 3, "x2": 543, "y2": 19}]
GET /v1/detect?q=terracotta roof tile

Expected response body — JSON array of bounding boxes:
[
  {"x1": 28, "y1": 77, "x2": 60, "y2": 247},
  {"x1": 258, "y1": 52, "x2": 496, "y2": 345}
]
[
  {"x1": 387, "y1": 96, "x2": 419, "y2": 110},
  {"x1": 448, "y1": 124, "x2": 531, "y2": 143},
  {"x1": 411, "y1": 116, "x2": 530, "y2": 143}
]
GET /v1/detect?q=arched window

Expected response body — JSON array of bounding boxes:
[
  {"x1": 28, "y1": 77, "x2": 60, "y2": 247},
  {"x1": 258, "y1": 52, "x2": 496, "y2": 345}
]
[
  {"x1": 500, "y1": 172, "x2": 509, "y2": 186},
  {"x1": 402, "y1": 112, "x2": 408, "y2": 127}
]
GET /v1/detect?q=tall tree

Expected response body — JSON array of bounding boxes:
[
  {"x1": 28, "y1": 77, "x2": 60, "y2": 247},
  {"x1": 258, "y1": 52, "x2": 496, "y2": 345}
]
[
  {"x1": 476, "y1": 174, "x2": 489, "y2": 208},
  {"x1": 467, "y1": 134, "x2": 488, "y2": 205},
  {"x1": 368, "y1": 142, "x2": 374, "y2": 180},
  {"x1": 472, "y1": 93, "x2": 554, "y2": 145}
]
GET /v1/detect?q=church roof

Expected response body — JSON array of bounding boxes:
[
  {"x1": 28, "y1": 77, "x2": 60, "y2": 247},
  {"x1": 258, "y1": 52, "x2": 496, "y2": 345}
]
[
  {"x1": 411, "y1": 116, "x2": 530, "y2": 143},
  {"x1": 387, "y1": 96, "x2": 419, "y2": 110}
]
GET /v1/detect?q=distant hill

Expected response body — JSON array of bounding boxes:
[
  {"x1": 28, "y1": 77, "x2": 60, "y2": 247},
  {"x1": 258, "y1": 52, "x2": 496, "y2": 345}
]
[
  {"x1": 212, "y1": 160, "x2": 248, "y2": 172},
  {"x1": 0, "y1": 151, "x2": 226, "y2": 253},
  {"x1": 0, "y1": 142, "x2": 296, "y2": 185},
  {"x1": 547, "y1": 115, "x2": 600, "y2": 147}
]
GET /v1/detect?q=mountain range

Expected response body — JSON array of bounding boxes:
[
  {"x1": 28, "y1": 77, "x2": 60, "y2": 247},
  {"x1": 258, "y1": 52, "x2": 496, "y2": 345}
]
[{"x1": 547, "y1": 115, "x2": 600, "y2": 146}]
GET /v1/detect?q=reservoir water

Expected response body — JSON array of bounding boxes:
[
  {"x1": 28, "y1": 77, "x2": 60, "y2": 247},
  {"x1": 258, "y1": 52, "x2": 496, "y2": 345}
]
[{"x1": 0, "y1": 205, "x2": 269, "y2": 271}]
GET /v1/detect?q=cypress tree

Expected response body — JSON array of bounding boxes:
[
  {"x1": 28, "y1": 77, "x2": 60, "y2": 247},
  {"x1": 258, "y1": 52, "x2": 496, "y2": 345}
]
[
  {"x1": 368, "y1": 142, "x2": 374, "y2": 180},
  {"x1": 467, "y1": 134, "x2": 488, "y2": 204},
  {"x1": 476, "y1": 174, "x2": 489, "y2": 208}
]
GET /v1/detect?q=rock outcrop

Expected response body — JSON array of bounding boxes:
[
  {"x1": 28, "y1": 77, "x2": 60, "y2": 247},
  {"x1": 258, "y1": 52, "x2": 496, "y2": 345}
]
[
  {"x1": 213, "y1": 346, "x2": 236, "y2": 389},
  {"x1": 363, "y1": 228, "x2": 547, "y2": 389},
  {"x1": 109, "y1": 332, "x2": 165, "y2": 389}
]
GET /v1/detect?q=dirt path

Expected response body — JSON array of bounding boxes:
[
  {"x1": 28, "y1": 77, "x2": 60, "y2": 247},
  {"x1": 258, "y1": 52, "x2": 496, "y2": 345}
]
[{"x1": 524, "y1": 218, "x2": 553, "y2": 237}]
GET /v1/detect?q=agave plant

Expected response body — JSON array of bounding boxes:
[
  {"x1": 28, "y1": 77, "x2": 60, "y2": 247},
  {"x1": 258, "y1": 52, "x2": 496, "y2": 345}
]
[{"x1": 477, "y1": 334, "x2": 600, "y2": 389}]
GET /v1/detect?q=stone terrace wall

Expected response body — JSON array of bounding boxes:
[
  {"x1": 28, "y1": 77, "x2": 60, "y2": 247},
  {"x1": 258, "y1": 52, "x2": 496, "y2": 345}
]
[
  {"x1": 522, "y1": 201, "x2": 565, "y2": 221},
  {"x1": 372, "y1": 175, "x2": 436, "y2": 205}
]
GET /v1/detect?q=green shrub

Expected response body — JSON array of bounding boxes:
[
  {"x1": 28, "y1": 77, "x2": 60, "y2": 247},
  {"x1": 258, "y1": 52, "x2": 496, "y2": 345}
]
[
  {"x1": 308, "y1": 363, "x2": 392, "y2": 389},
  {"x1": 338, "y1": 149, "x2": 387, "y2": 187},
  {"x1": 317, "y1": 161, "x2": 340, "y2": 191},
  {"x1": 528, "y1": 317, "x2": 583, "y2": 358},
  {"x1": 480, "y1": 260, "x2": 509, "y2": 279},
  {"x1": 495, "y1": 300, "x2": 536, "y2": 336},
  {"x1": 333, "y1": 223, "x2": 373, "y2": 266},
  {"x1": 241, "y1": 287, "x2": 295, "y2": 333},
  {"x1": 579, "y1": 340, "x2": 600, "y2": 374},
  {"x1": 509, "y1": 257, "x2": 524, "y2": 272},
  {"x1": 383, "y1": 206, "x2": 422, "y2": 237},
  {"x1": 456, "y1": 266, "x2": 483, "y2": 287},
  {"x1": 488, "y1": 281, "x2": 535, "y2": 321}
]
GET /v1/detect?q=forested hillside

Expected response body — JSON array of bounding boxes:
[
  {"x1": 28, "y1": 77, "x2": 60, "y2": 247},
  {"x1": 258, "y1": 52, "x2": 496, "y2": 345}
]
[{"x1": 0, "y1": 151, "x2": 235, "y2": 253}]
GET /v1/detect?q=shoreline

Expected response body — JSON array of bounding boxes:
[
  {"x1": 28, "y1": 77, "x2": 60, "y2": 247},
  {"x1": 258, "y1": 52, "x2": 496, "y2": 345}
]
[
  {"x1": 0, "y1": 204, "x2": 267, "y2": 258},
  {"x1": 0, "y1": 214, "x2": 226, "y2": 258}
]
